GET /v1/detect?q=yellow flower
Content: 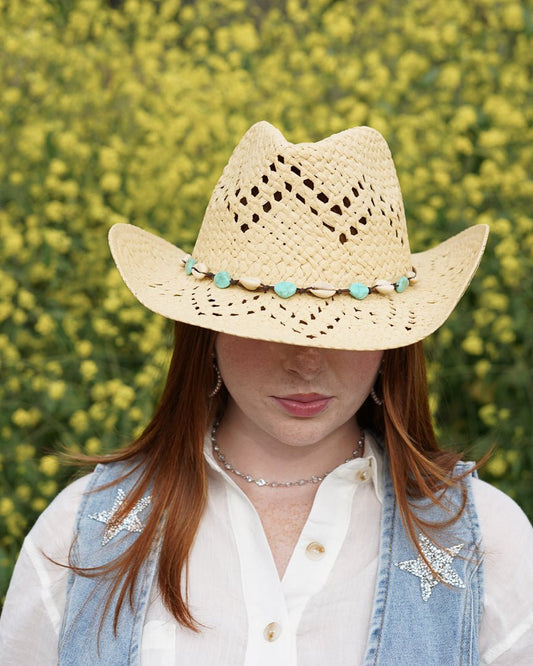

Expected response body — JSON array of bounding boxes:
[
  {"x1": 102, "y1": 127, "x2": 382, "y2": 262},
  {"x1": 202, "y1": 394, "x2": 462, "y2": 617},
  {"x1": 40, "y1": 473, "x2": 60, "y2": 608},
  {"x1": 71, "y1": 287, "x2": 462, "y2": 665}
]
[
  {"x1": 76, "y1": 340, "x2": 94, "y2": 358},
  {"x1": 12, "y1": 309, "x2": 27, "y2": 325},
  {"x1": 12, "y1": 409, "x2": 41, "y2": 428},
  {"x1": 100, "y1": 172, "x2": 122, "y2": 193},
  {"x1": 480, "y1": 292, "x2": 508, "y2": 312},
  {"x1": 502, "y1": 4, "x2": 524, "y2": 31},
  {"x1": 500, "y1": 256, "x2": 521, "y2": 287},
  {"x1": 15, "y1": 485, "x2": 32, "y2": 502},
  {"x1": 9, "y1": 171, "x2": 24, "y2": 186},
  {"x1": 479, "y1": 129, "x2": 507, "y2": 150},
  {"x1": 49, "y1": 159, "x2": 68, "y2": 176},
  {"x1": 46, "y1": 361, "x2": 63, "y2": 376},
  {"x1": 6, "y1": 512, "x2": 27, "y2": 538},
  {"x1": 35, "y1": 313, "x2": 56, "y2": 336},
  {"x1": 99, "y1": 147, "x2": 120, "y2": 172},
  {"x1": 0, "y1": 498, "x2": 15, "y2": 517},
  {"x1": 428, "y1": 393, "x2": 439, "y2": 417},
  {"x1": 473, "y1": 307, "x2": 494, "y2": 328},
  {"x1": 48, "y1": 381, "x2": 67, "y2": 400},
  {"x1": 133, "y1": 424, "x2": 145, "y2": 439},
  {"x1": 90, "y1": 383, "x2": 107, "y2": 401},
  {"x1": 15, "y1": 444, "x2": 35, "y2": 463},
  {"x1": 479, "y1": 404, "x2": 498, "y2": 427},
  {"x1": 439, "y1": 63, "x2": 461, "y2": 89},
  {"x1": 499, "y1": 408, "x2": 510, "y2": 422},
  {"x1": 38, "y1": 480, "x2": 58, "y2": 497},
  {"x1": 44, "y1": 229, "x2": 71, "y2": 253},
  {"x1": 474, "y1": 360, "x2": 491, "y2": 379},
  {"x1": 105, "y1": 415, "x2": 117, "y2": 431},
  {"x1": 492, "y1": 315, "x2": 514, "y2": 343},
  {"x1": 44, "y1": 201, "x2": 65, "y2": 223},
  {"x1": 39, "y1": 455, "x2": 60, "y2": 477},
  {"x1": 461, "y1": 335, "x2": 483, "y2": 356},
  {"x1": 0, "y1": 302, "x2": 14, "y2": 323},
  {"x1": 129, "y1": 407, "x2": 144, "y2": 421},
  {"x1": 17, "y1": 289, "x2": 36, "y2": 310},
  {"x1": 31, "y1": 498, "x2": 47, "y2": 513},
  {"x1": 89, "y1": 402, "x2": 107, "y2": 421},
  {"x1": 7, "y1": 376, "x2": 20, "y2": 392},
  {"x1": 485, "y1": 454, "x2": 508, "y2": 478},
  {"x1": 506, "y1": 449, "x2": 519, "y2": 465},
  {"x1": 3, "y1": 87, "x2": 21, "y2": 105},
  {"x1": 112, "y1": 384, "x2": 135, "y2": 410},
  {"x1": 70, "y1": 410, "x2": 89, "y2": 434},
  {"x1": 80, "y1": 360, "x2": 98, "y2": 382},
  {"x1": 85, "y1": 437, "x2": 101, "y2": 454},
  {"x1": 61, "y1": 180, "x2": 79, "y2": 199}
]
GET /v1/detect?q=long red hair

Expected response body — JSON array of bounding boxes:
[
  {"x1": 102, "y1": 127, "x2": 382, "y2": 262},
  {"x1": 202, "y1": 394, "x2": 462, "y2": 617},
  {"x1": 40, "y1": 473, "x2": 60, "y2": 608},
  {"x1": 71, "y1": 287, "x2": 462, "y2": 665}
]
[{"x1": 70, "y1": 321, "x2": 471, "y2": 631}]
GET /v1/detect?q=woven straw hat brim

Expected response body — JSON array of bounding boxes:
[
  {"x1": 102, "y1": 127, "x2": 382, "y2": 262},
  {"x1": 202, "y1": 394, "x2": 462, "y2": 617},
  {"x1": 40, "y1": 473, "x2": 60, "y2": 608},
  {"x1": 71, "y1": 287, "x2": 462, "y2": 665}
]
[{"x1": 108, "y1": 222, "x2": 488, "y2": 351}]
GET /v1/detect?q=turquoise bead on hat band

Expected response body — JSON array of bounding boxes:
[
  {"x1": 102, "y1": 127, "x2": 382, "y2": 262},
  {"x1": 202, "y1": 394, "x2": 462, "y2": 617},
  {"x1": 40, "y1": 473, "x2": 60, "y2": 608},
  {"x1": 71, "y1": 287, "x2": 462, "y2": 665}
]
[
  {"x1": 180, "y1": 256, "x2": 416, "y2": 300},
  {"x1": 395, "y1": 276, "x2": 409, "y2": 293},
  {"x1": 274, "y1": 281, "x2": 298, "y2": 298},
  {"x1": 213, "y1": 271, "x2": 231, "y2": 288},
  {"x1": 349, "y1": 283, "x2": 370, "y2": 300},
  {"x1": 184, "y1": 257, "x2": 196, "y2": 275}
]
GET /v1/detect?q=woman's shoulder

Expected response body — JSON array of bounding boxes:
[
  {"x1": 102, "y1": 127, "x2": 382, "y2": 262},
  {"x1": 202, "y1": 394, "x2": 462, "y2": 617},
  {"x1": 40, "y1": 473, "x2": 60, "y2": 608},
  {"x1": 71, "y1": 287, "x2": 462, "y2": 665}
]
[
  {"x1": 470, "y1": 476, "x2": 532, "y2": 548},
  {"x1": 471, "y1": 481, "x2": 533, "y2": 660},
  {"x1": 28, "y1": 459, "x2": 146, "y2": 556},
  {"x1": 27, "y1": 472, "x2": 94, "y2": 559}
]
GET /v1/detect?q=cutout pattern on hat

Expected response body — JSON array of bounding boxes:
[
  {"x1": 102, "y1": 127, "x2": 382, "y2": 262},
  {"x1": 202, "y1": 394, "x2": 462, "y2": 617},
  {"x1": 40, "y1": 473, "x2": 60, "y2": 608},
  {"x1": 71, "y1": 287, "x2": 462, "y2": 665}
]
[{"x1": 193, "y1": 122, "x2": 412, "y2": 288}]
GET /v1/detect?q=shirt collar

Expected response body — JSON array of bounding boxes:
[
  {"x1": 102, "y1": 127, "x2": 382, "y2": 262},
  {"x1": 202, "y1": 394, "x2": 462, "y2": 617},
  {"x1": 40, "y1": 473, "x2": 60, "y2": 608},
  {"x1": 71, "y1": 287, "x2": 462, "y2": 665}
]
[{"x1": 204, "y1": 427, "x2": 384, "y2": 504}]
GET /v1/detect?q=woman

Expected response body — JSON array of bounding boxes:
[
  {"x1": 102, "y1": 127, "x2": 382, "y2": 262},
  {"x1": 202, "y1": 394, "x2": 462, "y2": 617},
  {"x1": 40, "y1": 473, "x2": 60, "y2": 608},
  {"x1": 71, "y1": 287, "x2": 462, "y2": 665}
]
[{"x1": 1, "y1": 122, "x2": 532, "y2": 665}]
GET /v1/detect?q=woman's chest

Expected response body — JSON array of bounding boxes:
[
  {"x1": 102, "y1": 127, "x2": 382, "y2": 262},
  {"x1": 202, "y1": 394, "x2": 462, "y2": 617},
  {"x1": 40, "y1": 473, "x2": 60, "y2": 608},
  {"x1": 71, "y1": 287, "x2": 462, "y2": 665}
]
[
  {"x1": 253, "y1": 495, "x2": 316, "y2": 578},
  {"x1": 144, "y1": 480, "x2": 381, "y2": 665}
]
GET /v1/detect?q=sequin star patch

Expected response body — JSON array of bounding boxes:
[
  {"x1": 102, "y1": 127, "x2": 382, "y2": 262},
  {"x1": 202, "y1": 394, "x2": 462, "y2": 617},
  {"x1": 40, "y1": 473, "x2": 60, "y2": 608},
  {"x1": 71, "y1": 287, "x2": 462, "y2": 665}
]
[
  {"x1": 88, "y1": 488, "x2": 151, "y2": 545},
  {"x1": 394, "y1": 533, "x2": 465, "y2": 601}
]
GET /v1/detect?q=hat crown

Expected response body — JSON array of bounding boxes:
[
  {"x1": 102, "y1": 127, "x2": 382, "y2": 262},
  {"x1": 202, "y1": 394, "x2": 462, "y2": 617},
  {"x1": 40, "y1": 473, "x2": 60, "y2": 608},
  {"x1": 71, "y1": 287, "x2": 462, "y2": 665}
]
[{"x1": 193, "y1": 121, "x2": 412, "y2": 287}]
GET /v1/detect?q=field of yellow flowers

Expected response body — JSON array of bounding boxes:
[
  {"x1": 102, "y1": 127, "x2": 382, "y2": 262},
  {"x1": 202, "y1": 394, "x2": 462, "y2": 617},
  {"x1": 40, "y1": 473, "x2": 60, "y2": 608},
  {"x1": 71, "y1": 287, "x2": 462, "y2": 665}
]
[{"x1": 1, "y1": 0, "x2": 532, "y2": 596}]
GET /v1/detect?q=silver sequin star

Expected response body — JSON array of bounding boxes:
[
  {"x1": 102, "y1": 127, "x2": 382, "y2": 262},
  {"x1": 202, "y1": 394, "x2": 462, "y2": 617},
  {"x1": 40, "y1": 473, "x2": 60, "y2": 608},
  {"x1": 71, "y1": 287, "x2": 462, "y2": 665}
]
[
  {"x1": 88, "y1": 488, "x2": 151, "y2": 545},
  {"x1": 394, "y1": 533, "x2": 465, "y2": 601}
]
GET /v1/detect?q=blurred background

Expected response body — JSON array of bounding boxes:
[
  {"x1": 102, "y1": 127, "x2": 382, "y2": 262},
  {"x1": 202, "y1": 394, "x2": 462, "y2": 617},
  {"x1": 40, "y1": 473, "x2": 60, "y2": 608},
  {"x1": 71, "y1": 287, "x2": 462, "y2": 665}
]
[{"x1": 1, "y1": 0, "x2": 532, "y2": 599}]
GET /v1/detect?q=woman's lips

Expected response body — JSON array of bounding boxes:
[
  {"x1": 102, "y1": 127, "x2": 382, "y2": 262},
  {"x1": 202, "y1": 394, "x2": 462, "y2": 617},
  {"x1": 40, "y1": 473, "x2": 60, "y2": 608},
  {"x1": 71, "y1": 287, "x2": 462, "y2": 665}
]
[{"x1": 272, "y1": 393, "x2": 332, "y2": 417}]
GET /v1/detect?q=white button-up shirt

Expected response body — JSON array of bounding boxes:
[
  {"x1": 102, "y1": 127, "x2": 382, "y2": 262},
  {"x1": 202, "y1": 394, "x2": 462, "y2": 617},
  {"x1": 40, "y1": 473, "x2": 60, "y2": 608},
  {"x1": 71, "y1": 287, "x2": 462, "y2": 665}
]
[{"x1": 1, "y1": 434, "x2": 532, "y2": 664}]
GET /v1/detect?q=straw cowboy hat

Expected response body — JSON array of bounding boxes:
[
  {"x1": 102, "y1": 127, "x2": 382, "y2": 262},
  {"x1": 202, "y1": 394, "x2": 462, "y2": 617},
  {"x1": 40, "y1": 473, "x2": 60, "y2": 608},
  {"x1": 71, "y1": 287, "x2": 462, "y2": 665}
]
[{"x1": 109, "y1": 121, "x2": 488, "y2": 350}]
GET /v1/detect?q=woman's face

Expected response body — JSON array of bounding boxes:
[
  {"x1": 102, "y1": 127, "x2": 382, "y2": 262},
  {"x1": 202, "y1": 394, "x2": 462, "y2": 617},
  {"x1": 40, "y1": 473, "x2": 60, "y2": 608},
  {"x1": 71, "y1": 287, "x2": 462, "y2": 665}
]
[{"x1": 215, "y1": 334, "x2": 383, "y2": 450}]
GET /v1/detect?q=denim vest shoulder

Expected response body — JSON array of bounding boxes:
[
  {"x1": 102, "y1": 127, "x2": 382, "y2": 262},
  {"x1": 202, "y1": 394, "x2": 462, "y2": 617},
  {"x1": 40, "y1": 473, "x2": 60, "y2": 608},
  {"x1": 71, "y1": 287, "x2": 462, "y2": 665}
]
[
  {"x1": 59, "y1": 458, "x2": 483, "y2": 665},
  {"x1": 58, "y1": 461, "x2": 158, "y2": 666},
  {"x1": 363, "y1": 460, "x2": 484, "y2": 666}
]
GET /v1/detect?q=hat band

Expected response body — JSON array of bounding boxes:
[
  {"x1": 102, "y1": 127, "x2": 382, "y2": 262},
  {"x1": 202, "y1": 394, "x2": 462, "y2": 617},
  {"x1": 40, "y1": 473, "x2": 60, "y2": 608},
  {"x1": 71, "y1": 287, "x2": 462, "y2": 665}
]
[{"x1": 181, "y1": 256, "x2": 417, "y2": 300}]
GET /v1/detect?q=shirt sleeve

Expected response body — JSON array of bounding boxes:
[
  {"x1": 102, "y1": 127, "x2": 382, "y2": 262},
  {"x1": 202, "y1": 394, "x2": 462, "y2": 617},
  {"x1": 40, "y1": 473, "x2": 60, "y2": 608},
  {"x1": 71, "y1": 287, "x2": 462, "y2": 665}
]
[
  {"x1": 0, "y1": 474, "x2": 91, "y2": 665},
  {"x1": 474, "y1": 479, "x2": 533, "y2": 664}
]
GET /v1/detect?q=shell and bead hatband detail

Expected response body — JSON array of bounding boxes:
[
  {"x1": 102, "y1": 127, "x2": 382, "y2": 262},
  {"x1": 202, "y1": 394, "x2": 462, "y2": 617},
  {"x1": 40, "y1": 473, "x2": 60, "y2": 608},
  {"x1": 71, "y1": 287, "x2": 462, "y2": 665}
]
[{"x1": 181, "y1": 255, "x2": 417, "y2": 300}]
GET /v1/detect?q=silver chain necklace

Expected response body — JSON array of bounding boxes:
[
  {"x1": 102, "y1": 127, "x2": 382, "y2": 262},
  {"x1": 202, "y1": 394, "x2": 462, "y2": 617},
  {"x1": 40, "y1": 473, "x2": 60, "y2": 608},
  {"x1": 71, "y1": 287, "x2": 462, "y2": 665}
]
[{"x1": 210, "y1": 421, "x2": 365, "y2": 488}]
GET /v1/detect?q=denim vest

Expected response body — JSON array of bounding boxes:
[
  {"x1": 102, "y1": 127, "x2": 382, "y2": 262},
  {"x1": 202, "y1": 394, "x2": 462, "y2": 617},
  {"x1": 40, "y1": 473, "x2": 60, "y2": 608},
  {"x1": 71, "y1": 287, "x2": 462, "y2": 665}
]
[{"x1": 59, "y1": 459, "x2": 483, "y2": 665}]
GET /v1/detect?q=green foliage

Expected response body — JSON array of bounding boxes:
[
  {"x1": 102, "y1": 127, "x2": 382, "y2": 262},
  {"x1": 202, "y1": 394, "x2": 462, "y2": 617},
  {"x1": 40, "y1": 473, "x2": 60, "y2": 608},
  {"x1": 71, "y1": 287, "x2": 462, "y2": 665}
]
[{"x1": 1, "y1": 0, "x2": 532, "y2": 598}]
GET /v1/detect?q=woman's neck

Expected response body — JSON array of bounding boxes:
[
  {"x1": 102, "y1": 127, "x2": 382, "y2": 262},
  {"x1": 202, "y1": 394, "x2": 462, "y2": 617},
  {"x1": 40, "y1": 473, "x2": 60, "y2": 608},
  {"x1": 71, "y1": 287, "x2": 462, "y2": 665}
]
[{"x1": 213, "y1": 405, "x2": 363, "y2": 492}]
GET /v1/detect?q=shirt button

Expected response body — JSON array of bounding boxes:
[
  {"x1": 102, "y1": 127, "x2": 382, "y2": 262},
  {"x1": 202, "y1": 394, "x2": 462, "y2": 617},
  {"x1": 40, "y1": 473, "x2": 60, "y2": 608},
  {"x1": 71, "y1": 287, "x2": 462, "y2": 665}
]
[
  {"x1": 305, "y1": 541, "x2": 326, "y2": 560},
  {"x1": 356, "y1": 468, "x2": 370, "y2": 482},
  {"x1": 263, "y1": 621, "x2": 282, "y2": 642}
]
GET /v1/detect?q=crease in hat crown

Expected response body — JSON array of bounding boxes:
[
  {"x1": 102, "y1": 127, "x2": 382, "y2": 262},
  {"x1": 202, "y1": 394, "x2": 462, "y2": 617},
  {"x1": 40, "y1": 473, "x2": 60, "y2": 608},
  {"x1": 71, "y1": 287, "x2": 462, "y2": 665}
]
[{"x1": 191, "y1": 121, "x2": 413, "y2": 290}]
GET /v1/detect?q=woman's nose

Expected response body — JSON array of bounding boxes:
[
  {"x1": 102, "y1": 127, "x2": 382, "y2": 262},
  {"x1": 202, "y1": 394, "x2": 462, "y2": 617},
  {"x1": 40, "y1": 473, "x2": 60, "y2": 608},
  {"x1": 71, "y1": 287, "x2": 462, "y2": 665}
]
[{"x1": 283, "y1": 346, "x2": 323, "y2": 380}]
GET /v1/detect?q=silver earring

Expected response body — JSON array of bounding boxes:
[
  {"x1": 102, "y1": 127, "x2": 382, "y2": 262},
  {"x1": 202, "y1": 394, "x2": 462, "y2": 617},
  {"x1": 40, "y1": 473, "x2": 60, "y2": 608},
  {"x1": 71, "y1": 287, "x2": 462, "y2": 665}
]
[
  {"x1": 370, "y1": 387, "x2": 383, "y2": 406},
  {"x1": 208, "y1": 360, "x2": 223, "y2": 398}
]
